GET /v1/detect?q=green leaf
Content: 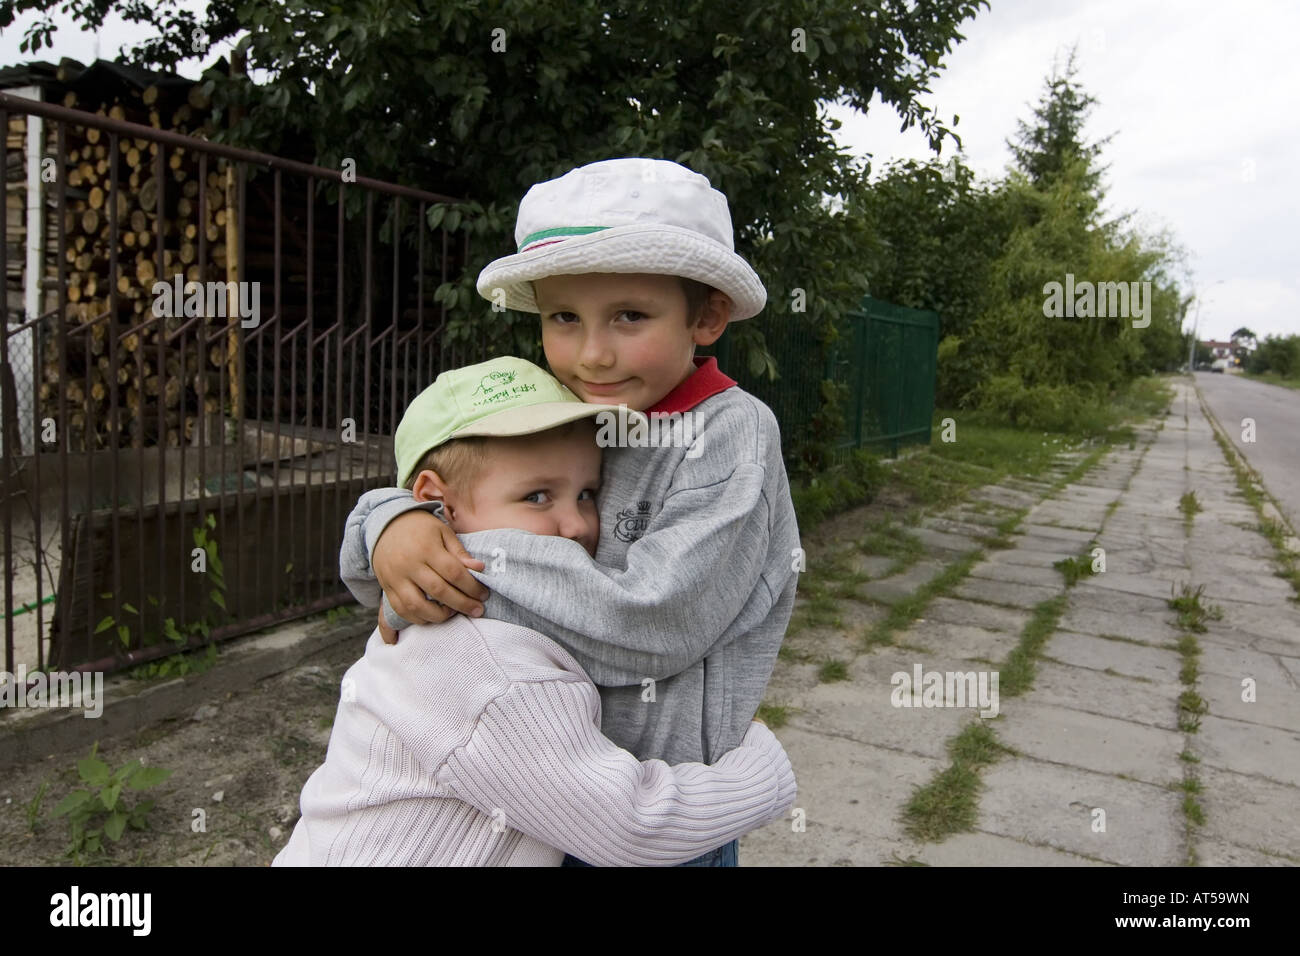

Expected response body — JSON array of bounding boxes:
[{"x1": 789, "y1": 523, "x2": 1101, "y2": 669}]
[
  {"x1": 104, "y1": 810, "x2": 127, "y2": 841},
  {"x1": 126, "y1": 766, "x2": 173, "y2": 790},
  {"x1": 210, "y1": 590, "x2": 227, "y2": 611},
  {"x1": 52, "y1": 790, "x2": 93, "y2": 817},
  {"x1": 77, "y1": 756, "x2": 111, "y2": 787},
  {"x1": 94, "y1": 616, "x2": 115, "y2": 634},
  {"x1": 100, "y1": 782, "x2": 122, "y2": 811},
  {"x1": 117, "y1": 625, "x2": 130, "y2": 647},
  {"x1": 121, "y1": 603, "x2": 138, "y2": 616}
]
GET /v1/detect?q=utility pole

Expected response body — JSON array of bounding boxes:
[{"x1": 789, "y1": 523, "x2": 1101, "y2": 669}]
[{"x1": 1187, "y1": 280, "x2": 1224, "y2": 371}]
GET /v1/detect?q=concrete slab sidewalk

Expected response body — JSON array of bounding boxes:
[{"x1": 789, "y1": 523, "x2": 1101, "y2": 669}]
[{"x1": 743, "y1": 380, "x2": 1300, "y2": 866}]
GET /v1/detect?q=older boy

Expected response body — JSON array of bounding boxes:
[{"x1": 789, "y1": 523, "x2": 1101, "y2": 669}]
[
  {"x1": 341, "y1": 158, "x2": 800, "y2": 866},
  {"x1": 278, "y1": 356, "x2": 796, "y2": 866}
]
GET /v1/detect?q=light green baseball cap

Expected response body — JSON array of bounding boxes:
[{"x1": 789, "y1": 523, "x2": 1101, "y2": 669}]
[{"x1": 394, "y1": 356, "x2": 644, "y2": 487}]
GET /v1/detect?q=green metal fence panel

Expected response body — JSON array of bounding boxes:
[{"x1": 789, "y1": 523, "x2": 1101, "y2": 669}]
[
  {"x1": 709, "y1": 295, "x2": 939, "y2": 466},
  {"x1": 835, "y1": 296, "x2": 940, "y2": 458}
]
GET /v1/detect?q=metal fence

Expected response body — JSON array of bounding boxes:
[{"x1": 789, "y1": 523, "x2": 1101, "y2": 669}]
[
  {"x1": 713, "y1": 294, "x2": 940, "y2": 464},
  {"x1": 832, "y1": 296, "x2": 939, "y2": 457},
  {"x1": 2, "y1": 91, "x2": 485, "y2": 678}
]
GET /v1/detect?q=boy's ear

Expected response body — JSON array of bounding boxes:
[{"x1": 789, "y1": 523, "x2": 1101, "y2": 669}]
[
  {"x1": 691, "y1": 290, "x2": 731, "y2": 347},
  {"x1": 411, "y1": 469, "x2": 451, "y2": 506}
]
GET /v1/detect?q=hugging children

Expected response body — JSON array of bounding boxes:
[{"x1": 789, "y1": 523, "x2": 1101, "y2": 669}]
[
  {"x1": 274, "y1": 357, "x2": 795, "y2": 865},
  {"x1": 288, "y1": 157, "x2": 802, "y2": 866}
]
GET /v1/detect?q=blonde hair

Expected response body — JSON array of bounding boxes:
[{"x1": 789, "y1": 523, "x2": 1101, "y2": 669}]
[{"x1": 402, "y1": 436, "x2": 492, "y2": 496}]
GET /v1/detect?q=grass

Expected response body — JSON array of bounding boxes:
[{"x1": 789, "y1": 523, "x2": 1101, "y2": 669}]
[
  {"x1": 1167, "y1": 583, "x2": 1224, "y2": 634},
  {"x1": 755, "y1": 703, "x2": 792, "y2": 730},
  {"x1": 1179, "y1": 490, "x2": 1203, "y2": 531},
  {"x1": 788, "y1": 551, "x2": 867, "y2": 633},
  {"x1": 1167, "y1": 576, "x2": 1211, "y2": 855},
  {"x1": 817, "y1": 658, "x2": 849, "y2": 683},
  {"x1": 863, "y1": 549, "x2": 985, "y2": 649},
  {"x1": 25, "y1": 780, "x2": 48, "y2": 832},
  {"x1": 791, "y1": 392, "x2": 1130, "y2": 534},
  {"x1": 1053, "y1": 550, "x2": 1099, "y2": 587},
  {"x1": 1242, "y1": 370, "x2": 1300, "y2": 391},
  {"x1": 999, "y1": 594, "x2": 1069, "y2": 698},
  {"x1": 858, "y1": 524, "x2": 925, "y2": 576},
  {"x1": 1178, "y1": 689, "x2": 1208, "y2": 733},
  {"x1": 902, "y1": 722, "x2": 1012, "y2": 842},
  {"x1": 1175, "y1": 634, "x2": 1200, "y2": 684}
]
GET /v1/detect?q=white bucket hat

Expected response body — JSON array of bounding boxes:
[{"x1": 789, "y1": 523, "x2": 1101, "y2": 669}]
[{"x1": 476, "y1": 158, "x2": 767, "y2": 321}]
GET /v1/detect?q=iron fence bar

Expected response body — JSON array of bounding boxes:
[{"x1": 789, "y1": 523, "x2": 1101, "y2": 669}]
[
  {"x1": 234, "y1": 160, "x2": 247, "y2": 621},
  {"x1": 0, "y1": 93, "x2": 459, "y2": 206},
  {"x1": 1, "y1": 106, "x2": 11, "y2": 674},
  {"x1": 154, "y1": 141, "x2": 168, "y2": 648},
  {"x1": 333, "y1": 187, "x2": 345, "y2": 609},
  {"x1": 303, "y1": 175, "x2": 314, "y2": 602},
  {"x1": 106, "y1": 132, "x2": 124, "y2": 646},
  {"x1": 271, "y1": 167, "x2": 283, "y2": 612},
  {"x1": 362, "y1": 192, "x2": 373, "y2": 491},
  {"x1": 389, "y1": 198, "x2": 400, "y2": 477},
  {"x1": 193, "y1": 150, "x2": 208, "y2": 636},
  {"x1": 55, "y1": 120, "x2": 68, "y2": 674}
]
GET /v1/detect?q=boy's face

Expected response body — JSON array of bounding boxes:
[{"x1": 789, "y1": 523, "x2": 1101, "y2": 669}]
[
  {"x1": 535, "y1": 273, "x2": 729, "y2": 411},
  {"x1": 412, "y1": 423, "x2": 602, "y2": 556}
]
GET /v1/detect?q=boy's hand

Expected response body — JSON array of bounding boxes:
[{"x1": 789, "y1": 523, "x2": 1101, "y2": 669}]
[
  {"x1": 373, "y1": 509, "x2": 489, "y2": 623},
  {"x1": 378, "y1": 606, "x2": 399, "y2": 645}
]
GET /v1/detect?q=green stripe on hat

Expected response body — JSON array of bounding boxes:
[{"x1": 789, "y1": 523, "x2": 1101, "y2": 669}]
[{"x1": 517, "y1": 225, "x2": 609, "y2": 251}]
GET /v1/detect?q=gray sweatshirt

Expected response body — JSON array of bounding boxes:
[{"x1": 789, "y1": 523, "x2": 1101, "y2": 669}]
[{"x1": 340, "y1": 360, "x2": 801, "y2": 766}]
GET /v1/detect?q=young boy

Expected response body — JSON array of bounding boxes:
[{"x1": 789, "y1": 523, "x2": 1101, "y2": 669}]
[
  {"x1": 340, "y1": 158, "x2": 801, "y2": 866},
  {"x1": 277, "y1": 356, "x2": 796, "y2": 866}
]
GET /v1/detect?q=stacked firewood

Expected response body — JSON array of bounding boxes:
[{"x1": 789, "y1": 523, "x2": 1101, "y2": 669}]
[{"x1": 8, "y1": 81, "x2": 240, "y2": 451}]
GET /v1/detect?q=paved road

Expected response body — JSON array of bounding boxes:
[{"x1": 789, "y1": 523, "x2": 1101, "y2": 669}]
[{"x1": 1195, "y1": 371, "x2": 1300, "y2": 529}]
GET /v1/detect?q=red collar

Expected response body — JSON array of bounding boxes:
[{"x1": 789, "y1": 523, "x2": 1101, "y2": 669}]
[{"x1": 645, "y1": 356, "x2": 737, "y2": 416}]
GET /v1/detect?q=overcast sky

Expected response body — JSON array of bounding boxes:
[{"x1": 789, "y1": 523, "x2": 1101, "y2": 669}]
[
  {"x1": 830, "y1": 0, "x2": 1299, "y2": 343},
  {"x1": 2, "y1": 0, "x2": 1295, "y2": 342}
]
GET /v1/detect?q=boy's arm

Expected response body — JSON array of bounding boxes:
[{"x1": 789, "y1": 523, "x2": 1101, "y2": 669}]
[
  {"x1": 339, "y1": 487, "x2": 430, "y2": 609},
  {"x1": 437, "y1": 678, "x2": 796, "y2": 867},
  {"x1": 340, "y1": 487, "x2": 485, "y2": 628},
  {"x1": 462, "y1": 454, "x2": 792, "y2": 685}
]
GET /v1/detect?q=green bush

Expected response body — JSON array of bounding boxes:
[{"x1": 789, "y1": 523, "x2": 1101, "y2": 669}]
[
  {"x1": 791, "y1": 449, "x2": 886, "y2": 529},
  {"x1": 1247, "y1": 335, "x2": 1300, "y2": 378}
]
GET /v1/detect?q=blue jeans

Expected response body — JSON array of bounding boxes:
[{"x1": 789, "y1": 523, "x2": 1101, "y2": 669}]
[{"x1": 561, "y1": 840, "x2": 738, "y2": 867}]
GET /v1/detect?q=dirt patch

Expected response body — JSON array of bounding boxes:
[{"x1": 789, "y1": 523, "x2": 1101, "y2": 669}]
[{"x1": 0, "y1": 634, "x2": 366, "y2": 867}]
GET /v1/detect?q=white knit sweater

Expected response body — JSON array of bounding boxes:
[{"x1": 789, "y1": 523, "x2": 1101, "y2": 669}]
[{"x1": 274, "y1": 616, "x2": 796, "y2": 866}]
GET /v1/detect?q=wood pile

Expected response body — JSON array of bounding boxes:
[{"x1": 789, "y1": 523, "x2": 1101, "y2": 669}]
[{"x1": 5, "y1": 80, "x2": 240, "y2": 451}]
